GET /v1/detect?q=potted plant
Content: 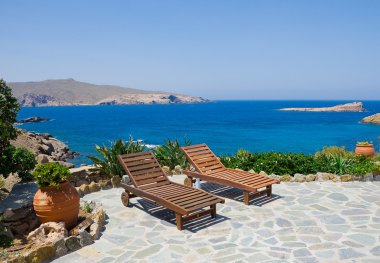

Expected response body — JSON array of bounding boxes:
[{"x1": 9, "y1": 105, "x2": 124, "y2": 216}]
[
  {"x1": 355, "y1": 141, "x2": 375, "y2": 157},
  {"x1": 33, "y1": 163, "x2": 79, "y2": 229}
]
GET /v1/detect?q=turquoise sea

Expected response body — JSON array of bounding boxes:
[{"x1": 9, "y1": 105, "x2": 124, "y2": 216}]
[{"x1": 18, "y1": 101, "x2": 380, "y2": 166}]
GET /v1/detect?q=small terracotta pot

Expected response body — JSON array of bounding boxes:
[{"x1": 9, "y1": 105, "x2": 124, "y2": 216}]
[
  {"x1": 355, "y1": 144, "x2": 375, "y2": 157},
  {"x1": 33, "y1": 181, "x2": 80, "y2": 229}
]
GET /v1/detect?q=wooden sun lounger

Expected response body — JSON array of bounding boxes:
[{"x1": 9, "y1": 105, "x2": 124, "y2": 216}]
[
  {"x1": 181, "y1": 144, "x2": 280, "y2": 205},
  {"x1": 117, "y1": 151, "x2": 224, "y2": 230}
]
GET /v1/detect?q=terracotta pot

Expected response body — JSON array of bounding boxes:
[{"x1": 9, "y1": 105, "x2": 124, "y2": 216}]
[
  {"x1": 355, "y1": 144, "x2": 375, "y2": 157},
  {"x1": 33, "y1": 181, "x2": 80, "y2": 229}
]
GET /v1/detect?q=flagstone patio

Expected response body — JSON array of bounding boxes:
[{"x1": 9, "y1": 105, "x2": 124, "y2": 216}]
[{"x1": 53, "y1": 179, "x2": 380, "y2": 263}]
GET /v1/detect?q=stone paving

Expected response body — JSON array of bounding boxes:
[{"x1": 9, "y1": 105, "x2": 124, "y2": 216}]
[{"x1": 53, "y1": 178, "x2": 380, "y2": 263}]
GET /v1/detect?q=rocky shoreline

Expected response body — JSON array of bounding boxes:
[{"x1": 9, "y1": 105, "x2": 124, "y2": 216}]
[
  {"x1": 279, "y1": 102, "x2": 365, "y2": 112},
  {"x1": 11, "y1": 129, "x2": 78, "y2": 168}
]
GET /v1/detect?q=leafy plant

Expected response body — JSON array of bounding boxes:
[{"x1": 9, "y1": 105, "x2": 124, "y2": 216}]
[
  {"x1": 315, "y1": 146, "x2": 354, "y2": 159},
  {"x1": 83, "y1": 201, "x2": 93, "y2": 213},
  {"x1": 356, "y1": 141, "x2": 371, "y2": 146},
  {"x1": 11, "y1": 147, "x2": 37, "y2": 181},
  {"x1": 32, "y1": 162, "x2": 71, "y2": 187},
  {"x1": 0, "y1": 145, "x2": 36, "y2": 180},
  {"x1": 154, "y1": 138, "x2": 191, "y2": 169},
  {"x1": 348, "y1": 155, "x2": 377, "y2": 176},
  {"x1": 0, "y1": 79, "x2": 21, "y2": 178},
  {"x1": 329, "y1": 154, "x2": 353, "y2": 175},
  {"x1": 87, "y1": 136, "x2": 146, "y2": 177}
]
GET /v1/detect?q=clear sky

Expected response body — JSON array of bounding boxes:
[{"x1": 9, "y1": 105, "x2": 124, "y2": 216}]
[{"x1": 1, "y1": 0, "x2": 379, "y2": 100}]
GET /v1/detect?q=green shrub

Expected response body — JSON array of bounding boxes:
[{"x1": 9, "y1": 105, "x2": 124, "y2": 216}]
[
  {"x1": 0, "y1": 234, "x2": 12, "y2": 248},
  {"x1": 87, "y1": 136, "x2": 146, "y2": 177},
  {"x1": 348, "y1": 155, "x2": 377, "y2": 176},
  {"x1": 154, "y1": 138, "x2": 191, "y2": 169},
  {"x1": 32, "y1": 162, "x2": 71, "y2": 187},
  {"x1": 12, "y1": 147, "x2": 37, "y2": 181},
  {"x1": 315, "y1": 146, "x2": 354, "y2": 159},
  {"x1": 0, "y1": 145, "x2": 36, "y2": 180},
  {"x1": 220, "y1": 151, "x2": 318, "y2": 175}
]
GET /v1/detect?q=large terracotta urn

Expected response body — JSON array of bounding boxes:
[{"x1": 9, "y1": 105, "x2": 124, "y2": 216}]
[
  {"x1": 33, "y1": 181, "x2": 80, "y2": 229},
  {"x1": 355, "y1": 144, "x2": 375, "y2": 157}
]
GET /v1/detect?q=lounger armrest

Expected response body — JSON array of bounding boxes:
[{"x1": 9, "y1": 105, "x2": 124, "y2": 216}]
[{"x1": 182, "y1": 170, "x2": 203, "y2": 178}]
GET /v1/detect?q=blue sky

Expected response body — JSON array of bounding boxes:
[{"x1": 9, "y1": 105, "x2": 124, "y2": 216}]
[{"x1": 1, "y1": 0, "x2": 379, "y2": 99}]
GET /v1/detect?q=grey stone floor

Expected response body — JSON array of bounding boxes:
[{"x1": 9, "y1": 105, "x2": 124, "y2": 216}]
[{"x1": 53, "y1": 179, "x2": 380, "y2": 263}]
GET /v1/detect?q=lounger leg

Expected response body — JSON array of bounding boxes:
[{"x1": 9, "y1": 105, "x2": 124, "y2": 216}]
[
  {"x1": 184, "y1": 177, "x2": 193, "y2": 187},
  {"x1": 266, "y1": 185, "x2": 272, "y2": 198},
  {"x1": 121, "y1": 192, "x2": 130, "y2": 207},
  {"x1": 243, "y1": 191, "x2": 250, "y2": 205},
  {"x1": 176, "y1": 213, "x2": 183, "y2": 230},
  {"x1": 210, "y1": 204, "x2": 216, "y2": 219}
]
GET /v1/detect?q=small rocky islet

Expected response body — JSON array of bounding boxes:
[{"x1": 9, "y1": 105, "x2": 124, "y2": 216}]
[
  {"x1": 279, "y1": 102, "x2": 365, "y2": 112},
  {"x1": 360, "y1": 113, "x2": 380, "y2": 125}
]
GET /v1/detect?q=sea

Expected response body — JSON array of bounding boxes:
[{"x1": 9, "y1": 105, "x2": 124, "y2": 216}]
[{"x1": 18, "y1": 101, "x2": 380, "y2": 167}]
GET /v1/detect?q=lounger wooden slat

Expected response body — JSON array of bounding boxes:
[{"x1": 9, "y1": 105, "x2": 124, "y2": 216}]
[
  {"x1": 181, "y1": 144, "x2": 280, "y2": 205},
  {"x1": 131, "y1": 167, "x2": 162, "y2": 176},
  {"x1": 118, "y1": 151, "x2": 224, "y2": 230}
]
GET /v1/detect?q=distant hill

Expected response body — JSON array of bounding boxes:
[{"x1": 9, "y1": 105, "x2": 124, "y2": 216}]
[{"x1": 9, "y1": 78, "x2": 208, "y2": 106}]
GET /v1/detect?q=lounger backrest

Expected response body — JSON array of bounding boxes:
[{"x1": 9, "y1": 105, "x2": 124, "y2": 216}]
[
  {"x1": 118, "y1": 151, "x2": 170, "y2": 190},
  {"x1": 181, "y1": 144, "x2": 226, "y2": 175}
]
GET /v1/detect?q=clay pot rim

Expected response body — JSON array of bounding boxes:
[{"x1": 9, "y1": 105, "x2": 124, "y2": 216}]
[
  {"x1": 356, "y1": 144, "x2": 374, "y2": 147},
  {"x1": 39, "y1": 180, "x2": 69, "y2": 191}
]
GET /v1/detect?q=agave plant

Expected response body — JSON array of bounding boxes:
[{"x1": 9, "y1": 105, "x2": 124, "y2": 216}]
[
  {"x1": 329, "y1": 154, "x2": 353, "y2": 175},
  {"x1": 87, "y1": 136, "x2": 146, "y2": 177},
  {"x1": 154, "y1": 138, "x2": 191, "y2": 169}
]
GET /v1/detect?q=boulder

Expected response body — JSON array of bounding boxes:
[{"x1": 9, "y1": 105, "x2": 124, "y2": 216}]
[
  {"x1": 122, "y1": 175, "x2": 130, "y2": 184},
  {"x1": 76, "y1": 187, "x2": 84, "y2": 197},
  {"x1": 27, "y1": 222, "x2": 68, "y2": 245},
  {"x1": 173, "y1": 165, "x2": 182, "y2": 175},
  {"x1": 75, "y1": 179, "x2": 89, "y2": 187},
  {"x1": 25, "y1": 245, "x2": 55, "y2": 263},
  {"x1": 111, "y1": 176, "x2": 121, "y2": 188},
  {"x1": 340, "y1": 174, "x2": 352, "y2": 182},
  {"x1": 280, "y1": 175, "x2": 292, "y2": 182},
  {"x1": 78, "y1": 230, "x2": 94, "y2": 246},
  {"x1": 64, "y1": 236, "x2": 81, "y2": 251},
  {"x1": 57, "y1": 161, "x2": 75, "y2": 169},
  {"x1": 162, "y1": 166, "x2": 171, "y2": 175},
  {"x1": 79, "y1": 184, "x2": 90, "y2": 195},
  {"x1": 294, "y1": 173, "x2": 306, "y2": 183},
  {"x1": 36, "y1": 154, "x2": 50, "y2": 164},
  {"x1": 305, "y1": 174, "x2": 316, "y2": 182},
  {"x1": 53, "y1": 238, "x2": 68, "y2": 257},
  {"x1": 88, "y1": 182, "x2": 100, "y2": 192},
  {"x1": 99, "y1": 180, "x2": 112, "y2": 190},
  {"x1": 332, "y1": 175, "x2": 341, "y2": 182},
  {"x1": 3, "y1": 206, "x2": 33, "y2": 222},
  {"x1": 248, "y1": 169, "x2": 256, "y2": 174},
  {"x1": 259, "y1": 171, "x2": 268, "y2": 177},
  {"x1": 268, "y1": 174, "x2": 280, "y2": 179},
  {"x1": 316, "y1": 172, "x2": 333, "y2": 182}
]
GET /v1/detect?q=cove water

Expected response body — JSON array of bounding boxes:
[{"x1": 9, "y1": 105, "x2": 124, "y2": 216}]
[{"x1": 18, "y1": 101, "x2": 380, "y2": 166}]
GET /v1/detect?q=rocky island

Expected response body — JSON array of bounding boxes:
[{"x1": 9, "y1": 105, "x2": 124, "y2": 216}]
[
  {"x1": 16, "y1": 116, "x2": 50, "y2": 124},
  {"x1": 9, "y1": 79, "x2": 208, "y2": 107},
  {"x1": 279, "y1": 102, "x2": 365, "y2": 112},
  {"x1": 360, "y1": 113, "x2": 380, "y2": 124}
]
